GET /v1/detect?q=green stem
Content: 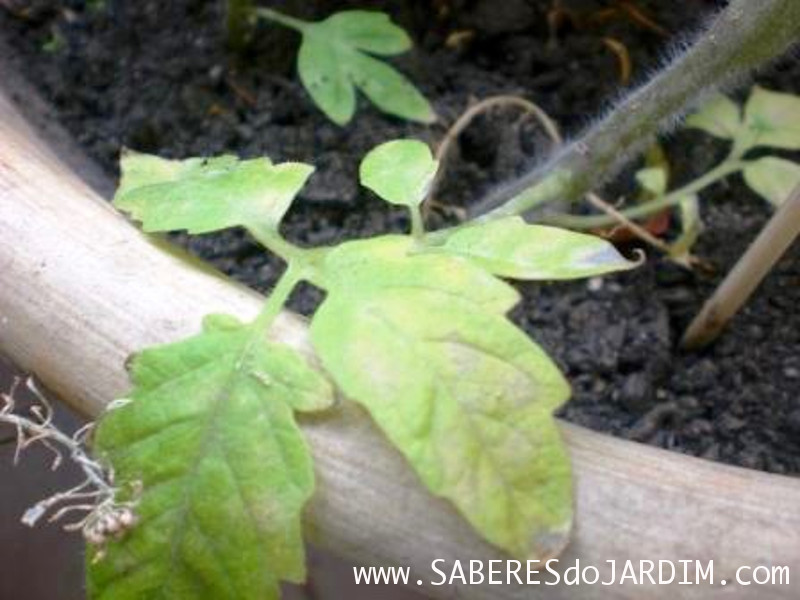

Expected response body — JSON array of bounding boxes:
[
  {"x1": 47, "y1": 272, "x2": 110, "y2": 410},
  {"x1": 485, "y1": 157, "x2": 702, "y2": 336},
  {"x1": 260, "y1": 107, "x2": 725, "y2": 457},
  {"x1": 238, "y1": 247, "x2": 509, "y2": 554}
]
[
  {"x1": 541, "y1": 159, "x2": 744, "y2": 230},
  {"x1": 246, "y1": 224, "x2": 330, "y2": 293},
  {"x1": 247, "y1": 225, "x2": 310, "y2": 266},
  {"x1": 410, "y1": 207, "x2": 425, "y2": 239},
  {"x1": 252, "y1": 265, "x2": 302, "y2": 332},
  {"x1": 255, "y1": 7, "x2": 308, "y2": 32},
  {"x1": 237, "y1": 265, "x2": 303, "y2": 371}
]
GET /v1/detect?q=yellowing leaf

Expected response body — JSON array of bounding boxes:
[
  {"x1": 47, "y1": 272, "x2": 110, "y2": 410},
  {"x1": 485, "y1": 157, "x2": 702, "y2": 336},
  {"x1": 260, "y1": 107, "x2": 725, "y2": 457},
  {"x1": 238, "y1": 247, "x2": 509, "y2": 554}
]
[
  {"x1": 311, "y1": 237, "x2": 573, "y2": 559},
  {"x1": 319, "y1": 235, "x2": 520, "y2": 312},
  {"x1": 431, "y1": 217, "x2": 638, "y2": 280},
  {"x1": 744, "y1": 86, "x2": 800, "y2": 150},
  {"x1": 294, "y1": 11, "x2": 434, "y2": 125},
  {"x1": 685, "y1": 94, "x2": 742, "y2": 139},
  {"x1": 114, "y1": 151, "x2": 313, "y2": 234},
  {"x1": 743, "y1": 157, "x2": 800, "y2": 207},
  {"x1": 360, "y1": 140, "x2": 438, "y2": 207},
  {"x1": 89, "y1": 316, "x2": 333, "y2": 600}
]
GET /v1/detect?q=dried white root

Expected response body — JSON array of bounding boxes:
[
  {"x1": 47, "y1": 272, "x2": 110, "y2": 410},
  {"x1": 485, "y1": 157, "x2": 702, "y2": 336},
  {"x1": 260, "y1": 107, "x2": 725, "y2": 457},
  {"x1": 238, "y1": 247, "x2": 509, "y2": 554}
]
[{"x1": 1, "y1": 376, "x2": 140, "y2": 561}]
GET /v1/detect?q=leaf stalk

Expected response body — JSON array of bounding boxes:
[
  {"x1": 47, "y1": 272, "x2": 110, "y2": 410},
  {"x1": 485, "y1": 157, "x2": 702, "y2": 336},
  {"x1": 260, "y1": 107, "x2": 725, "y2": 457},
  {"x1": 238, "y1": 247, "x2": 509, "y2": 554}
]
[{"x1": 255, "y1": 7, "x2": 308, "y2": 33}]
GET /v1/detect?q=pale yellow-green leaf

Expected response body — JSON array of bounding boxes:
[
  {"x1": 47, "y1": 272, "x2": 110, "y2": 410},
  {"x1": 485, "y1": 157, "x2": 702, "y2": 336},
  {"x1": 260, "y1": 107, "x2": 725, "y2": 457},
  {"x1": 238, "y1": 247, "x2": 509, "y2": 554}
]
[
  {"x1": 685, "y1": 94, "x2": 741, "y2": 139},
  {"x1": 310, "y1": 236, "x2": 573, "y2": 559},
  {"x1": 743, "y1": 157, "x2": 800, "y2": 207},
  {"x1": 635, "y1": 166, "x2": 668, "y2": 197},
  {"x1": 319, "y1": 235, "x2": 519, "y2": 312},
  {"x1": 744, "y1": 86, "x2": 800, "y2": 150},
  {"x1": 360, "y1": 140, "x2": 438, "y2": 207},
  {"x1": 431, "y1": 217, "x2": 638, "y2": 281},
  {"x1": 114, "y1": 151, "x2": 313, "y2": 234}
]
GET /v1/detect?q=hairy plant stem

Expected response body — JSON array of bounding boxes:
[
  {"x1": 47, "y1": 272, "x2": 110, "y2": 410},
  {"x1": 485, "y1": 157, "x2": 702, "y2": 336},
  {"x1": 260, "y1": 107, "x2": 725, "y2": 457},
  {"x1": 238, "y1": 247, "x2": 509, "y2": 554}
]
[
  {"x1": 256, "y1": 7, "x2": 308, "y2": 32},
  {"x1": 541, "y1": 158, "x2": 744, "y2": 230},
  {"x1": 472, "y1": 0, "x2": 800, "y2": 221}
]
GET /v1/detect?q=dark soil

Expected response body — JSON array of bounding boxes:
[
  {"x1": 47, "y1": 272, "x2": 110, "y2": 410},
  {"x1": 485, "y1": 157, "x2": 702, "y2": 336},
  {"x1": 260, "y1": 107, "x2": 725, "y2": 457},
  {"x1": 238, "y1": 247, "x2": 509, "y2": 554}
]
[{"x1": 2, "y1": 0, "x2": 798, "y2": 474}]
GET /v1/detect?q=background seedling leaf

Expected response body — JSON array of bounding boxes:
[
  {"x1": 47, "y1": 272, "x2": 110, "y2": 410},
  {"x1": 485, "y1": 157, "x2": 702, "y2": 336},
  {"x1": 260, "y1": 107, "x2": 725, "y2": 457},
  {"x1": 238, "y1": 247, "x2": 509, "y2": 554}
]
[
  {"x1": 359, "y1": 140, "x2": 438, "y2": 207},
  {"x1": 298, "y1": 37, "x2": 356, "y2": 126},
  {"x1": 635, "y1": 166, "x2": 668, "y2": 197},
  {"x1": 89, "y1": 317, "x2": 333, "y2": 600},
  {"x1": 685, "y1": 94, "x2": 741, "y2": 139},
  {"x1": 296, "y1": 11, "x2": 434, "y2": 125},
  {"x1": 743, "y1": 157, "x2": 800, "y2": 206},
  {"x1": 115, "y1": 151, "x2": 313, "y2": 234},
  {"x1": 311, "y1": 237, "x2": 573, "y2": 558},
  {"x1": 322, "y1": 11, "x2": 412, "y2": 55},
  {"x1": 744, "y1": 86, "x2": 800, "y2": 150},
  {"x1": 432, "y1": 217, "x2": 637, "y2": 280}
]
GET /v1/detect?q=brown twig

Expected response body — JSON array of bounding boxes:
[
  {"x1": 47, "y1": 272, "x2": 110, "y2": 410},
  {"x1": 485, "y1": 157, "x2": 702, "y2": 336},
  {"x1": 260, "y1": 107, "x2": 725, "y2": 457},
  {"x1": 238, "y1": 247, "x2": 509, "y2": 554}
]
[
  {"x1": 584, "y1": 192, "x2": 701, "y2": 269},
  {"x1": 585, "y1": 192, "x2": 669, "y2": 250},
  {"x1": 682, "y1": 183, "x2": 800, "y2": 349},
  {"x1": 602, "y1": 37, "x2": 633, "y2": 85}
]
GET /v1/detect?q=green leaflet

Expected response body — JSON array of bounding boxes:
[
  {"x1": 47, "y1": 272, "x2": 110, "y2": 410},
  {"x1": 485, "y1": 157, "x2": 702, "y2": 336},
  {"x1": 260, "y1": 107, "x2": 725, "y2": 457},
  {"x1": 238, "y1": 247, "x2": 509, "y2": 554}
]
[
  {"x1": 686, "y1": 87, "x2": 800, "y2": 151},
  {"x1": 89, "y1": 316, "x2": 333, "y2": 600},
  {"x1": 310, "y1": 236, "x2": 573, "y2": 558},
  {"x1": 360, "y1": 140, "x2": 438, "y2": 207},
  {"x1": 430, "y1": 217, "x2": 637, "y2": 281},
  {"x1": 635, "y1": 166, "x2": 668, "y2": 197},
  {"x1": 685, "y1": 94, "x2": 741, "y2": 139},
  {"x1": 743, "y1": 157, "x2": 800, "y2": 206},
  {"x1": 114, "y1": 151, "x2": 314, "y2": 234},
  {"x1": 743, "y1": 86, "x2": 800, "y2": 150},
  {"x1": 317, "y1": 235, "x2": 519, "y2": 312},
  {"x1": 290, "y1": 11, "x2": 434, "y2": 125}
]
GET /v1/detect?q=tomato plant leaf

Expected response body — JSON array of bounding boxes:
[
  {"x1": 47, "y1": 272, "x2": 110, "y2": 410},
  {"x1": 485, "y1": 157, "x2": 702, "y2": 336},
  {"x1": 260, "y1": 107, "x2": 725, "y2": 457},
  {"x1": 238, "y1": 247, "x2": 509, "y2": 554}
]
[
  {"x1": 743, "y1": 86, "x2": 800, "y2": 150},
  {"x1": 88, "y1": 316, "x2": 333, "y2": 600},
  {"x1": 297, "y1": 36, "x2": 357, "y2": 126},
  {"x1": 318, "y1": 10, "x2": 412, "y2": 55},
  {"x1": 685, "y1": 94, "x2": 742, "y2": 139},
  {"x1": 430, "y1": 217, "x2": 637, "y2": 280},
  {"x1": 317, "y1": 235, "x2": 520, "y2": 312},
  {"x1": 114, "y1": 151, "x2": 314, "y2": 234},
  {"x1": 360, "y1": 140, "x2": 438, "y2": 208},
  {"x1": 742, "y1": 156, "x2": 800, "y2": 206},
  {"x1": 295, "y1": 11, "x2": 434, "y2": 125},
  {"x1": 310, "y1": 237, "x2": 573, "y2": 559}
]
